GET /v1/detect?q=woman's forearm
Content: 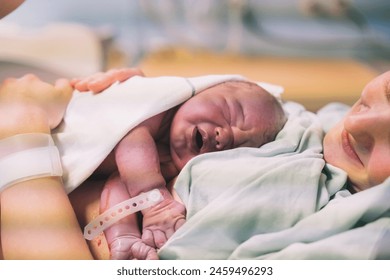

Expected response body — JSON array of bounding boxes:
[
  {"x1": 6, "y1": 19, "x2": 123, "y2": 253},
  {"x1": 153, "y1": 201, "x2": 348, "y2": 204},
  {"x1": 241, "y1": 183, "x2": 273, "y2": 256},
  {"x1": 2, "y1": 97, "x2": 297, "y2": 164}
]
[
  {"x1": 0, "y1": 74, "x2": 88, "y2": 259},
  {"x1": 1, "y1": 176, "x2": 93, "y2": 259}
]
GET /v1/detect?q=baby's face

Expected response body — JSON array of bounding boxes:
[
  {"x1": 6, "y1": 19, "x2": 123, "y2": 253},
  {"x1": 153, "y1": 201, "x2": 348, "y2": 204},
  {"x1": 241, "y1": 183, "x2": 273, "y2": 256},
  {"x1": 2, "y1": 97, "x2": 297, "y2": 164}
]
[{"x1": 169, "y1": 81, "x2": 280, "y2": 170}]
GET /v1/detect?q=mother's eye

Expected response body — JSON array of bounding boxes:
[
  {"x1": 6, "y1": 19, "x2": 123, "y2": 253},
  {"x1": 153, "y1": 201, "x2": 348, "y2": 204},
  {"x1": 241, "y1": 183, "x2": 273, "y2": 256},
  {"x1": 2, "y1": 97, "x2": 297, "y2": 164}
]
[{"x1": 355, "y1": 99, "x2": 369, "y2": 113}]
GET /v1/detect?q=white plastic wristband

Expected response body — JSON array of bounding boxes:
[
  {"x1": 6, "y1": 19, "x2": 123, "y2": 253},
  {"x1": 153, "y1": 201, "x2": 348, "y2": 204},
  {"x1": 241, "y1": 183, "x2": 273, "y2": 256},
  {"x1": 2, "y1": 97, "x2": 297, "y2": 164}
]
[
  {"x1": 0, "y1": 133, "x2": 63, "y2": 193},
  {"x1": 84, "y1": 189, "x2": 163, "y2": 240}
]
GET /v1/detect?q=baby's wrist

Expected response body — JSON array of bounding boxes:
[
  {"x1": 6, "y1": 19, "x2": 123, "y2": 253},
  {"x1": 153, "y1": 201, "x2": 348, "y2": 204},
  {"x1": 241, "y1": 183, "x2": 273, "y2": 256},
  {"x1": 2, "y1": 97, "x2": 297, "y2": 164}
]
[
  {"x1": 141, "y1": 196, "x2": 168, "y2": 215},
  {"x1": 141, "y1": 190, "x2": 172, "y2": 215}
]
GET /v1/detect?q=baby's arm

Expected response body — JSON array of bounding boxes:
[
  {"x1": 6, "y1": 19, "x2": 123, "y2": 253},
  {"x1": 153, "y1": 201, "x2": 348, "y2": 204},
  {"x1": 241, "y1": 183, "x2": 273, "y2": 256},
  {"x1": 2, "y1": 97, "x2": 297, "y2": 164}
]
[
  {"x1": 115, "y1": 116, "x2": 186, "y2": 249},
  {"x1": 100, "y1": 173, "x2": 158, "y2": 260}
]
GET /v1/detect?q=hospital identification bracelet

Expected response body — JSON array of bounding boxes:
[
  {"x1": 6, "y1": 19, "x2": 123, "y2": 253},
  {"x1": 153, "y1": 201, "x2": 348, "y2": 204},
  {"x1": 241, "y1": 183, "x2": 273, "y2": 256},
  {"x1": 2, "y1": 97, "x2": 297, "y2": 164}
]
[
  {"x1": 84, "y1": 189, "x2": 163, "y2": 240},
  {"x1": 0, "y1": 133, "x2": 63, "y2": 193}
]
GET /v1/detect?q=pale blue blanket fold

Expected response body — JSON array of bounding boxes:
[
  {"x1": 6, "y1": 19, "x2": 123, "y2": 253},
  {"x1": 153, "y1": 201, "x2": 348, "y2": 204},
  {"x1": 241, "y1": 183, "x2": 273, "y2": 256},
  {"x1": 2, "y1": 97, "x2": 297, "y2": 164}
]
[{"x1": 159, "y1": 102, "x2": 390, "y2": 259}]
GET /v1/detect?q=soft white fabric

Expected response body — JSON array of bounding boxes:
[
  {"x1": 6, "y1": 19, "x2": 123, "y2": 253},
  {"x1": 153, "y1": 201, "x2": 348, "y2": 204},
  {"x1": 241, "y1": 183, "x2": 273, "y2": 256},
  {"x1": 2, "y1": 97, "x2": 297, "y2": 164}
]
[
  {"x1": 53, "y1": 74, "x2": 282, "y2": 194},
  {"x1": 158, "y1": 101, "x2": 389, "y2": 260}
]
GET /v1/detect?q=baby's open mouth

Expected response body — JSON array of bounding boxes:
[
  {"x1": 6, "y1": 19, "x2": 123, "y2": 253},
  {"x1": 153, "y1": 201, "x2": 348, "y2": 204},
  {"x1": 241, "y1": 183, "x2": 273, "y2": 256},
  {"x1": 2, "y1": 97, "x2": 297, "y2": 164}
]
[{"x1": 195, "y1": 127, "x2": 204, "y2": 151}]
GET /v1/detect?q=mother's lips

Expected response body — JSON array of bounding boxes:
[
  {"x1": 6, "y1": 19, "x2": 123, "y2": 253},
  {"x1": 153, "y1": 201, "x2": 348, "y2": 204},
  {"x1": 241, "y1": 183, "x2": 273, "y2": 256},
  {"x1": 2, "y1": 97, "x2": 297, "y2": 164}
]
[{"x1": 341, "y1": 129, "x2": 363, "y2": 166}]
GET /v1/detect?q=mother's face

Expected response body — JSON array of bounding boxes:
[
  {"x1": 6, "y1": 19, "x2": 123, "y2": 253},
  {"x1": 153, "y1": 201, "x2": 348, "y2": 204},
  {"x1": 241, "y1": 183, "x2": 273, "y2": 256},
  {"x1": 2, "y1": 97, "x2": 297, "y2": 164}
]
[{"x1": 323, "y1": 71, "x2": 390, "y2": 192}]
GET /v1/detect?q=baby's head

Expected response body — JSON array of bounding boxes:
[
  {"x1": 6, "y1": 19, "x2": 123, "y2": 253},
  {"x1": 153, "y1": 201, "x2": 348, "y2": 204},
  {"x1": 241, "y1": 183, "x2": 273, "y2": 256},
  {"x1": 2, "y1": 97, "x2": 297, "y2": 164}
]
[{"x1": 170, "y1": 80, "x2": 287, "y2": 169}]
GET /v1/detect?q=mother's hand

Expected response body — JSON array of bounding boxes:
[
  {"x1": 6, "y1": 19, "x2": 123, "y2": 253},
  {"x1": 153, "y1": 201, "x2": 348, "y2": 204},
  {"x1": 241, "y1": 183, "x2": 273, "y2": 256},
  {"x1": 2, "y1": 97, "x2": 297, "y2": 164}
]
[
  {"x1": 0, "y1": 74, "x2": 72, "y2": 138},
  {"x1": 71, "y1": 68, "x2": 144, "y2": 93}
]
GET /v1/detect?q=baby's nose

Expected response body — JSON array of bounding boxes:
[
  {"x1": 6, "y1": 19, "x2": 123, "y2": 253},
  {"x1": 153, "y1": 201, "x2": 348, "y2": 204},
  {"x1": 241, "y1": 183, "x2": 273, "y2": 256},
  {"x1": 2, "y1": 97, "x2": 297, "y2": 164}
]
[{"x1": 214, "y1": 127, "x2": 232, "y2": 150}]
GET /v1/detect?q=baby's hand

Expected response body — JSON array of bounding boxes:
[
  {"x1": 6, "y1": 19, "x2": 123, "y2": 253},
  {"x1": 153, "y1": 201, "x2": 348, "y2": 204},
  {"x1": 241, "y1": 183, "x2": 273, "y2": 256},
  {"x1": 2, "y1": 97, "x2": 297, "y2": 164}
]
[
  {"x1": 100, "y1": 174, "x2": 159, "y2": 260},
  {"x1": 109, "y1": 234, "x2": 159, "y2": 260},
  {"x1": 141, "y1": 197, "x2": 186, "y2": 249}
]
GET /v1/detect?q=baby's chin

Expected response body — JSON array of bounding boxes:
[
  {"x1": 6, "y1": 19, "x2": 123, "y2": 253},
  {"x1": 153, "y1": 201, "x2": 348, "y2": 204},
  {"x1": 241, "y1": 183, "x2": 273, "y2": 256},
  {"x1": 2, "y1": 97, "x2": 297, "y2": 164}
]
[
  {"x1": 174, "y1": 156, "x2": 193, "y2": 170},
  {"x1": 170, "y1": 149, "x2": 191, "y2": 171}
]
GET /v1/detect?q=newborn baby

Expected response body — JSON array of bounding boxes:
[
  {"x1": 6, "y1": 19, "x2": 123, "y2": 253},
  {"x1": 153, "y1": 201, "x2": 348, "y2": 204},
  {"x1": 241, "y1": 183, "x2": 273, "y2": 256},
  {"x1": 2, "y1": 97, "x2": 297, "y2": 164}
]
[
  {"x1": 94, "y1": 78, "x2": 286, "y2": 259},
  {"x1": 68, "y1": 71, "x2": 287, "y2": 259}
]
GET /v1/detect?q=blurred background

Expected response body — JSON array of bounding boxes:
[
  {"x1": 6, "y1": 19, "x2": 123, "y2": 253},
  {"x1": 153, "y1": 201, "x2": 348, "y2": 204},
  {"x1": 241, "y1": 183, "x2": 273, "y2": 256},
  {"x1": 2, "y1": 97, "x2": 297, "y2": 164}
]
[{"x1": 1, "y1": 0, "x2": 389, "y2": 110}]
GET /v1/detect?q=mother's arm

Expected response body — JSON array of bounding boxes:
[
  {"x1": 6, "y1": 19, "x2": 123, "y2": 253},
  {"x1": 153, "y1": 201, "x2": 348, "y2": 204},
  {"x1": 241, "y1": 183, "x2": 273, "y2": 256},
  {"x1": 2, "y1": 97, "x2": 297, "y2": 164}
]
[{"x1": 0, "y1": 75, "x2": 92, "y2": 259}]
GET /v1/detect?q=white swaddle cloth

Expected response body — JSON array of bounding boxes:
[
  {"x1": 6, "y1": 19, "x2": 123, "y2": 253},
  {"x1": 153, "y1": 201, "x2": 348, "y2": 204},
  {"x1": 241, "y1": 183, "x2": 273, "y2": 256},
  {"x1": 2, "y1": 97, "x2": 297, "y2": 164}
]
[{"x1": 52, "y1": 74, "x2": 283, "y2": 194}]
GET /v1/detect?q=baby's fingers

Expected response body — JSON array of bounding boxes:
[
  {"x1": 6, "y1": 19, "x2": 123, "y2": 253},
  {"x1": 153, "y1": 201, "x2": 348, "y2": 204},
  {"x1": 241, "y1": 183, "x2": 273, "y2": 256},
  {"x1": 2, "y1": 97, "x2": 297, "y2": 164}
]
[
  {"x1": 141, "y1": 229, "x2": 155, "y2": 248},
  {"x1": 175, "y1": 217, "x2": 186, "y2": 231},
  {"x1": 145, "y1": 249, "x2": 159, "y2": 260},
  {"x1": 153, "y1": 230, "x2": 168, "y2": 249},
  {"x1": 130, "y1": 240, "x2": 159, "y2": 260},
  {"x1": 142, "y1": 229, "x2": 168, "y2": 249},
  {"x1": 159, "y1": 217, "x2": 185, "y2": 242}
]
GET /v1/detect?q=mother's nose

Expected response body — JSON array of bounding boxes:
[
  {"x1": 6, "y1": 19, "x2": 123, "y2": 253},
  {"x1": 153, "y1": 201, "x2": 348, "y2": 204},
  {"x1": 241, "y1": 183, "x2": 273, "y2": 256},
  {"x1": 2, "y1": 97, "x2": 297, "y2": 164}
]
[{"x1": 344, "y1": 113, "x2": 378, "y2": 149}]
